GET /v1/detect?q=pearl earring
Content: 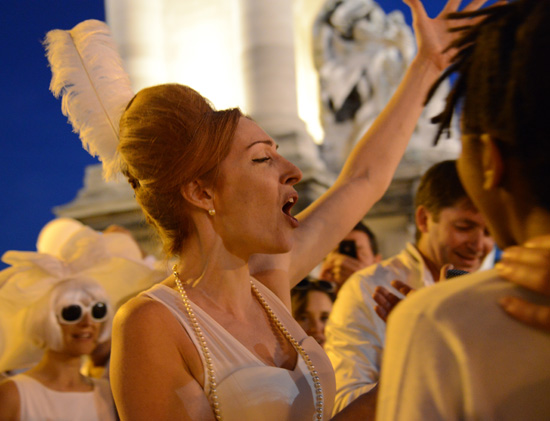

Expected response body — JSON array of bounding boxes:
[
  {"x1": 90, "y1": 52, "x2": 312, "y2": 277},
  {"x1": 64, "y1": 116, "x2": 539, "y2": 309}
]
[{"x1": 208, "y1": 209, "x2": 216, "y2": 216}]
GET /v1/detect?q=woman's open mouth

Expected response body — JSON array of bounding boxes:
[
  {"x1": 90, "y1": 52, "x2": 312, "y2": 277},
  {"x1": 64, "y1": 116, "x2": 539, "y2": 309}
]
[{"x1": 282, "y1": 196, "x2": 299, "y2": 228}]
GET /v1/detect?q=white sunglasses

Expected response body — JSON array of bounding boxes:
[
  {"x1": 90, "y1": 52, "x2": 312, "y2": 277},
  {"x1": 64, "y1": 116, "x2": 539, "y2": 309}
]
[{"x1": 56, "y1": 302, "x2": 109, "y2": 324}]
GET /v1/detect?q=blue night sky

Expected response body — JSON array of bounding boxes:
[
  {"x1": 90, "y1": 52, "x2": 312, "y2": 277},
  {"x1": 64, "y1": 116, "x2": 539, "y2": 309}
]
[{"x1": 0, "y1": 0, "x2": 455, "y2": 268}]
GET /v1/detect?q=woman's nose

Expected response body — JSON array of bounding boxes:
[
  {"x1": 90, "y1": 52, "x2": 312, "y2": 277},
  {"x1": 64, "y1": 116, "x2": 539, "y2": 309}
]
[
  {"x1": 78, "y1": 312, "x2": 93, "y2": 326},
  {"x1": 281, "y1": 157, "x2": 303, "y2": 186}
]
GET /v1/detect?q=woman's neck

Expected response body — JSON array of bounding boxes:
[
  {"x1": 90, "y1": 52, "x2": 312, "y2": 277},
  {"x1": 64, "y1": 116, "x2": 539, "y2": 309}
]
[
  {"x1": 174, "y1": 237, "x2": 256, "y2": 317},
  {"x1": 26, "y1": 350, "x2": 92, "y2": 391}
]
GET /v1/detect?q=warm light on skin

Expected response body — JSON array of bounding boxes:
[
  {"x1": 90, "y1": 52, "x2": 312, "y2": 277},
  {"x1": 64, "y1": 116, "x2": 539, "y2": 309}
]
[
  {"x1": 213, "y1": 117, "x2": 302, "y2": 259},
  {"x1": 47, "y1": 281, "x2": 111, "y2": 355},
  {"x1": 457, "y1": 134, "x2": 514, "y2": 250},
  {"x1": 58, "y1": 312, "x2": 102, "y2": 357},
  {"x1": 295, "y1": 290, "x2": 333, "y2": 348},
  {"x1": 418, "y1": 199, "x2": 495, "y2": 279}
]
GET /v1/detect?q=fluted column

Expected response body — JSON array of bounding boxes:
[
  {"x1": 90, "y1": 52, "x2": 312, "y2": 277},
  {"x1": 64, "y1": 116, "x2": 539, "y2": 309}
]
[
  {"x1": 104, "y1": 0, "x2": 166, "y2": 91},
  {"x1": 239, "y1": 0, "x2": 300, "y2": 132},
  {"x1": 239, "y1": 0, "x2": 331, "y2": 209}
]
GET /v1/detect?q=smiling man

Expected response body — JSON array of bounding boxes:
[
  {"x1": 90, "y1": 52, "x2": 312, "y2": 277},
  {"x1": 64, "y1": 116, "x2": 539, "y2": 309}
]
[{"x1": 325, "y1": 159, "x2": 494, "y2": 417}]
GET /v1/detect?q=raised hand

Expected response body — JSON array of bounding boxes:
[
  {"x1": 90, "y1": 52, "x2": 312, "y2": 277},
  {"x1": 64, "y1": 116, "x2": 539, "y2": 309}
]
[
  {"x1": 320, "y1": 251, "x2": 366, "y2": 288},
  {"x1": 404, "y1": 0, "x2": 490, "y2": 71}
]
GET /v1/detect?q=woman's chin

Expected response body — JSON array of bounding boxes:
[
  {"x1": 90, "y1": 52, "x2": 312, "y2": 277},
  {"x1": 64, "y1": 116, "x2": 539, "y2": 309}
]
[{"x1": 312, "y1": 335, "x2": 326, "y2": 348}]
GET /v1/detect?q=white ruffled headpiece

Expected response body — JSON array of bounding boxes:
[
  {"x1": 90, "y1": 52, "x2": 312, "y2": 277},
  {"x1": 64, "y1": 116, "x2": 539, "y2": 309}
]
[{"x1": 0, "y1": 218, "x2": 166, "y2": 372}]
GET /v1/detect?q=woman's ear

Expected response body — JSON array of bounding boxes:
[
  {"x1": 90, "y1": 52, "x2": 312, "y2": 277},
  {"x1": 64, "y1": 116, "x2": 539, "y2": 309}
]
[
  {"x1": 480, "y1": 134, "x2": 504, "y2": 190},
  {"x1": 180, "y1": 180, "x2": 214, "y2": 212}
]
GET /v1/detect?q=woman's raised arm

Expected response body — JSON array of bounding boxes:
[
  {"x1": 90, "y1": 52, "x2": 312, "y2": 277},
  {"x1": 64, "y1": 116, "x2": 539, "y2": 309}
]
[{"x1": 251, "y1": 0, "x2": 490, "y2": 292}]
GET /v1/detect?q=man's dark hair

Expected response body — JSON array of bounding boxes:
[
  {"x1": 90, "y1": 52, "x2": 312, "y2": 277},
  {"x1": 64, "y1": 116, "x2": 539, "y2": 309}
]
[
  {"x1": 427, "y1": 0, "x2": 550, "y2": 210},
  {"x1": 414, "y1": 160, "x2": 468, "y2": 241},
  {"x1": 353, "y1": 221, "x2": 379, "y2": 256}
]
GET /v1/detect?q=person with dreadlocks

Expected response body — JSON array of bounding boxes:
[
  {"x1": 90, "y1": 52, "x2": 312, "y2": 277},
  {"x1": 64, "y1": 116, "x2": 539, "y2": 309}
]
[{"x1": 376, "y1": 0, "x2": 550, "y2": 419}]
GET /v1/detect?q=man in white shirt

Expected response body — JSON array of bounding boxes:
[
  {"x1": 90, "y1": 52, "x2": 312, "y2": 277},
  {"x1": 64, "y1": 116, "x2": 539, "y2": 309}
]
[
  {"x1": 377, "y1": 1, "x2": 550, "y2": 419},
  {"x1": 325, "y1": 160, "x2": 494, "y2": 416}
]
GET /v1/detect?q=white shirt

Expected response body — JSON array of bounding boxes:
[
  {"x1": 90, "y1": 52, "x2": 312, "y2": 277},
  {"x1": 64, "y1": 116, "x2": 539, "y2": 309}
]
[
  {"x1": 325, "y1": 243, "x2": 435, "y2": 413},
  {"x1": 377, "y1": 269, "x2": 550, "y2": 420}
]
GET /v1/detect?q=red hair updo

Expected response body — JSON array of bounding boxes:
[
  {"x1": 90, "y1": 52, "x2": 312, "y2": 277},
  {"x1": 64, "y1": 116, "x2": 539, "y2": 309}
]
[{"x1": 118, "y1": 84, "x2": 242, "y2": 256}]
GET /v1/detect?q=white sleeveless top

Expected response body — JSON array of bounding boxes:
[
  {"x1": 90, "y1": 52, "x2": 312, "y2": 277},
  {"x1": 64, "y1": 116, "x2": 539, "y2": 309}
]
[
  {"x1": 11, "y1": 374, "x2": 117, "y2": 421},
  {"x1": 144, "y1": 281, "x2": 336, "y2": 421}
]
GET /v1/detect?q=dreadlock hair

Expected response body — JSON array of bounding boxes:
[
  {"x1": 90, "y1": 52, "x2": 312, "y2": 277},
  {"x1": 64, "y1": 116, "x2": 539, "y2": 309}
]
[{"x1": 426, "y1": 0, "x2": 550, "y2": 210}]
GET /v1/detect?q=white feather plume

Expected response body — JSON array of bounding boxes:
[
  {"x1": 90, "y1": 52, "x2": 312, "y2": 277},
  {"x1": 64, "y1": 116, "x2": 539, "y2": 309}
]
[{"x1": 45, "y1": 19, "x2": 134, "y2": 180}]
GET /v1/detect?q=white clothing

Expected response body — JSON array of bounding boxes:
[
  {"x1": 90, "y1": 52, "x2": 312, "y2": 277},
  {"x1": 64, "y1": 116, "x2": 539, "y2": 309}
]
[
  {"x1": 325, "y1": 243, "x2": 435, "y2": 413},
  {"x1": 144, "y1": 281, "x2": 336, "y2": 421},
  {"x1": 11, "y1": 373, "x2": 116, "y2": 421},
  {"x1": 377, "y1": 269, "x2": 550, "y2": 420}
]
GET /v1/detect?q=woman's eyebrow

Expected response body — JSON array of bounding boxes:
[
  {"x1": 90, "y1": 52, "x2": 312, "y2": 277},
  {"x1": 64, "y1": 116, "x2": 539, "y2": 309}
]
[{"x1": 246, "y1": 139, "x2": 278, "y2": 150}]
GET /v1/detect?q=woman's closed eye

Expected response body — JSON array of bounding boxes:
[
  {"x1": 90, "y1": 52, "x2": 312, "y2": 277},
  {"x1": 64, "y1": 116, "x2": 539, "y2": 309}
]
[{"x1": 252, "y1": 157, "x2": 271, "y2": 163}]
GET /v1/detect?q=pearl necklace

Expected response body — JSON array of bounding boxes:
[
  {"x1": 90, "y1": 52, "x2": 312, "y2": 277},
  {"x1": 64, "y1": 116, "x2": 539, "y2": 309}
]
[{"x1": 172, "y1": 266, "x2": 324, "y2": 421}]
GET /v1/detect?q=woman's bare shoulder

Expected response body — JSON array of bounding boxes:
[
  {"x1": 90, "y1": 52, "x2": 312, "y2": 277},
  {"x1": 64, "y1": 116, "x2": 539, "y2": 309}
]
[
  {"x1": 110, "y1": 285, "x2": 213, "y2": 419},
  {"x1": 113, "y1": 288, "x2": 182, "y2": 339},
  {"x1": 0, "y1": 378, "x2": 20, "y2": 420}
]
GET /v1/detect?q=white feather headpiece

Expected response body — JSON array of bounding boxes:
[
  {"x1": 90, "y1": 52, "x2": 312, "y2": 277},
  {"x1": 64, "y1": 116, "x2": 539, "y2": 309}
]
[{"x1": 44, "y1": 19, "x2": 134, "y2": 180}]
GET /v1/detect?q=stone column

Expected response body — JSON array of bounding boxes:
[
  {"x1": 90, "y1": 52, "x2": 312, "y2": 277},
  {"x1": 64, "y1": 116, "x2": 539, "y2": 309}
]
[
  {"x1": 104, "y1": 0, "x2": 166, "y2": 91},
  {"x1": 238, "y1": 0, "x2": 332, "y2": 210}
]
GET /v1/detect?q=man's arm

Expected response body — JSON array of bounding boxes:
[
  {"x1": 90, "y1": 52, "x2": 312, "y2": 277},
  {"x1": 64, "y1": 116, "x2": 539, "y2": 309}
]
[{"x1": 324, "y1": 268, "x2": 388, "y2": 415}]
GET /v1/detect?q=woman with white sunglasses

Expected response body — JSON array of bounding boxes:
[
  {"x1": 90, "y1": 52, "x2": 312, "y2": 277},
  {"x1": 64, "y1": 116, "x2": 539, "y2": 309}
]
[
  {"x1": 0, "y1": 217, "x2": 165, "y2": 421},
  {"x1": 0, "y1": 278, "x2": 117, "y2": 421}
]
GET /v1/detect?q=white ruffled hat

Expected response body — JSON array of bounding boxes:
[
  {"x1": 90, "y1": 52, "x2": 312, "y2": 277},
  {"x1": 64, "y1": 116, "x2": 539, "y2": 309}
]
[
  {"x1": 0, "y1": 218, "x2": 167, "y2": 372},
  {"x1": 36, "y1": 217, "x2": 85, "y2": 257}
]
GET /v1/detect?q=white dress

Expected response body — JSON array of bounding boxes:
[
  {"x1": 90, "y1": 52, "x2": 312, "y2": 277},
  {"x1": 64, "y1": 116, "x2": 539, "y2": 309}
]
[
  {"x1": 144, "y1": 280, "x2": 336, "y2": 420},
  {"x1": 11, "y1": 374, "x2": 117, "y2": 421}
]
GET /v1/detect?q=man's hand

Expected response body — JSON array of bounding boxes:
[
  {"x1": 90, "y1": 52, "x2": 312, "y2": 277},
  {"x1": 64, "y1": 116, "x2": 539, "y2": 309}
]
[
  {"x1": 373, "y1": 281, "x2": 415, "y2": 322},
  {"x1": 320, "y1": 251, "x2": 368, "y2": 287},
  {"x1": 497, "y1": 235, "x2": 550, "y2": 331}
]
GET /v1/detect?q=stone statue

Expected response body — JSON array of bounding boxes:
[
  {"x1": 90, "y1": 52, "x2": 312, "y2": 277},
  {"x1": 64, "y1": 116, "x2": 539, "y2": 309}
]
[{"x1": 313, "y1": 0, "x2": 459, "y2": 175}]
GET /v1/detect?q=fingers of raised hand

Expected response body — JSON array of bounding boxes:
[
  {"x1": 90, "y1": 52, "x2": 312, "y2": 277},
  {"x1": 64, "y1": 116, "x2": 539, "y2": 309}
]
[
  {"x1": 402, "y1": 0, "x2": 427, "y2": 18},
  {"x1": 441, "y1": 0, "x2": 462, "y2": 14},
  {"x1": 340, "y1": 255, "x2": 364, "y2": 273},
  {"x1": 462, "y1": 0, "x2": 491, "y2": 13},
  {"x1": 500, "y1": 296, "x2": 550, "y2": 331}
]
